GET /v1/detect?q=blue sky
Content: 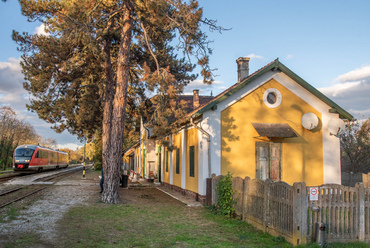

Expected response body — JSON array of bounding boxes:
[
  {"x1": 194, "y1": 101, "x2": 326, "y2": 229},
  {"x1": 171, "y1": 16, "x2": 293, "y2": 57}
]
[{"x1": 1, "y1": 1, "x2": 370, "y2": 149}]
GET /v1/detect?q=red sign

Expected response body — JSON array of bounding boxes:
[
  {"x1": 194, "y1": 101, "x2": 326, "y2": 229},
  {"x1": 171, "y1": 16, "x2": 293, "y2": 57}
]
[{"x1": 310, "y1": 187, "x2": 319, "y2": 201}]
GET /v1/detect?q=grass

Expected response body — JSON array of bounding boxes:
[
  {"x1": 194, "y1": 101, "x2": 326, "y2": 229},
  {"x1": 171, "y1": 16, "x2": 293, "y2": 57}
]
[
  {"x1": 57, "y1": 198, "x2": 370, "y2": 247},
  {"x1": 3, "y1": 234, "x2": 42, "y2": 248},
  {"x1": 2, "y1": 182, "x2": 369, "y2": 248},
  {"x1": 0, "y1": 207, "x2": 20, "y2": 222},
  {"x1": 59, "y1": 203, "x2": 293, "y2": 248}
]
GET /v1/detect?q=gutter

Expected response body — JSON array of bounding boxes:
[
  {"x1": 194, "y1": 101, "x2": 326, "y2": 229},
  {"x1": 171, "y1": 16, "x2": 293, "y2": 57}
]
[
  {"x1": 190, "y1": 117, "x2": 211, "y2": 178},
  {"x1": 142, "y1": 124, "x2": 151, "y2": 179}
]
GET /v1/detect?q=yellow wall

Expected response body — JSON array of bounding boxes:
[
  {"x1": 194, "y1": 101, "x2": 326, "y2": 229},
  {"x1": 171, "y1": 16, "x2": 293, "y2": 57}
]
[
  {"x1": 185, "y1": 128, "x2": 199, "y2": 193},
  {"x1": 156, "y1": 141, "x2": 161, "y2": 180},
  {"x1": 172, "y1": 133, "x2": 182, "y2": 188},
  {"x1": 163, "y1": 137, "x2": 170, "y2": 184},
  {"x1": 141, "y1": 129, "x2": 148, "y2": 178},
  {"x1": 221, "y1": 79, "x2": 324, "y2": 186}
]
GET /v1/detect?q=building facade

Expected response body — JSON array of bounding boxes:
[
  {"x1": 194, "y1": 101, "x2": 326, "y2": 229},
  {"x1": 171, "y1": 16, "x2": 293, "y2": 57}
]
[{"x1": 123, "y1": 58, "x2": 353, "y2": 203}]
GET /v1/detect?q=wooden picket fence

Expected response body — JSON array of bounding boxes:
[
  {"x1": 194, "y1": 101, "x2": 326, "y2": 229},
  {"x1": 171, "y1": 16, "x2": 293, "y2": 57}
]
[{"x1": 210, "y1": 174, "x2": 370, "y2": 245}]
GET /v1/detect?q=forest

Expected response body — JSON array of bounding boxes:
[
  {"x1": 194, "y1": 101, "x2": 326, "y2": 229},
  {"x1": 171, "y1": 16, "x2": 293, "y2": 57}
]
[{"x1": 0, "y1": 106, "x2": 57, "y2": 170}]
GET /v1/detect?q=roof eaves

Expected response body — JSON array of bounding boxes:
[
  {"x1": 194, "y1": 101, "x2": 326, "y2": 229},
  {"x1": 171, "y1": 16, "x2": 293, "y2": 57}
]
[
  {"x1": 277, "y1": 62, "x2": 353, "y2": 120},
  {"x1": 191, "y1": 59, "x2": 278, "y2": 118},
  {"x1": 192, "y1": 59, "x2": 353, "y2": 120}
]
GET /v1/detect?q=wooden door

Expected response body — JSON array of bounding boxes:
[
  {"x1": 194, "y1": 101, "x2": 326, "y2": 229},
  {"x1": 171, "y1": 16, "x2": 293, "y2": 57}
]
[
  {"x1": 256, "y1": 142, "x2": 269, "y2": 180},
  {"x1": 255, "y1": 142, "x2": 282, "y2": 181},
  {"x1": 270, "y1": 143, "x2": 281, "y2": 181}
]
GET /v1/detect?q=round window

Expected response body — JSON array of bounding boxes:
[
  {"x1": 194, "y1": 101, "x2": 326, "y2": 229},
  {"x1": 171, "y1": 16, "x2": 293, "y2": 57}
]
[
  {"x1": 267, "y1": 92, "x2": 277, "y2": 104},
  {"x1": 263, "y1": 88, "x2": 282, "y2": 108}
]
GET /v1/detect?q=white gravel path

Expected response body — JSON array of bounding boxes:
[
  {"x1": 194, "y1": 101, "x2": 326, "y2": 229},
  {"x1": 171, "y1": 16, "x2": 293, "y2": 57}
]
[{"x1": 0, "y1": 169, "x2": 99, "y2": 247}]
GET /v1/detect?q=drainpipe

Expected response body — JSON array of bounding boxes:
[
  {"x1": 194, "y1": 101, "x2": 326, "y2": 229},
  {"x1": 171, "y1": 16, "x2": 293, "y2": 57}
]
[
  {"x1": 143, "y1": 125, "x2": 150, "y2": 179},
  {"x1": 190, "y1": 117, "x2": 211, "y2": 178}
]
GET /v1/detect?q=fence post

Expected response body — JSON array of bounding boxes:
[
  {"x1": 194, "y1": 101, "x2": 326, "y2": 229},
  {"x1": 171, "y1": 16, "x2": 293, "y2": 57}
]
[
  {"x1": 242, "y1": 176, "x2": 250, "y2": 221},
  {"x1": 264, "y1": 179, "x2": 272, "y2": 232},
  {"x1": 206, "y1": 177, "x2": 212, "y2": 206},
  {"x1": 211, "y1": 173, "x2": 216, "y2": 205},
  {"x1": 293, "y1": 182, "x2": 307, "y2": 245},
  {"x1": 357, "y1": 183, "x2": 365, "y2": 242}
]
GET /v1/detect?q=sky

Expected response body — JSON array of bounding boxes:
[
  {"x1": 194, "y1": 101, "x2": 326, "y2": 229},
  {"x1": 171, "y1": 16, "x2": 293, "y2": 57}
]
[{"x1": 1, "y1": 1, "x2": 370, "y2": 150}]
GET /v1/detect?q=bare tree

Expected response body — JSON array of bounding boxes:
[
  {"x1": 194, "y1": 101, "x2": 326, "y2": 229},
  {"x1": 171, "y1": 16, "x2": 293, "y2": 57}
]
[{"x1": 341, "y1": 118, "x2": 370, "y2": 173}]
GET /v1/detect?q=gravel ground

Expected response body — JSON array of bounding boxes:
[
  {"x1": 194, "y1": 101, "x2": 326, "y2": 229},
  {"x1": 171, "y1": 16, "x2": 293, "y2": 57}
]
[
  {"x1": 0, "y1": 168, "x2": 200, "y2": 247},
  {"x1": 0, "y1": 168, "x2": 101, "y2": 247}
]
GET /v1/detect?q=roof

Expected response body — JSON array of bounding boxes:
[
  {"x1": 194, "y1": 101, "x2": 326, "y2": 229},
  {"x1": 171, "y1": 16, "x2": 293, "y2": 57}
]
[
  {"x1": 148, "y1": 93, "x2": 214, "y2": 117},
  {"x1": 191, "y1": 59, "x2": 353, "y2": 120},
  {"x1": 252, "y1": 123, "x2": 298, "y2": 138},
  {"x1": 178, "y1": 95, "x2": 214, "y2": 113}
]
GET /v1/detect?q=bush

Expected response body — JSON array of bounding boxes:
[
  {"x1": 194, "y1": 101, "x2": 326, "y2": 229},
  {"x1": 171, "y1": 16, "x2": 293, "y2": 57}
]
[
  {"x1": 94, "y1": 162, "x2": 102, "y2": 171},
  {"x1": 216, "y1": 172, "x2": 236, "y2": 217}
]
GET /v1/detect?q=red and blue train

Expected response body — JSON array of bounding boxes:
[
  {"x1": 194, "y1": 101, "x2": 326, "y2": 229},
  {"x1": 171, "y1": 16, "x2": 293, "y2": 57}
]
[{"x1": 13, "y1": 145, "x2": 69, "y2": 173}]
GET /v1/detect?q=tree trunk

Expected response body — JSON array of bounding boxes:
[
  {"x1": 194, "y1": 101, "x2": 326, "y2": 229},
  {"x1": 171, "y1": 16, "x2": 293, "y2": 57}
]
[{"x1": 101, "y1": 2, "x2": 133, "y2": 204}]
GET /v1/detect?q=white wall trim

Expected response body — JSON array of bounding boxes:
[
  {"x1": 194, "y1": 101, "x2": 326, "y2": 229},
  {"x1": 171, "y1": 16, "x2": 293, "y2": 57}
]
[
  {"x1": 200, "y1": 70, "x2": 342, "y2": 184},
  {"x1": 169, "y1": 134, "x2": 173, "y2": 185},
  {"x1": 181, "y1": 129, "x2": 186, "y2": 189}
]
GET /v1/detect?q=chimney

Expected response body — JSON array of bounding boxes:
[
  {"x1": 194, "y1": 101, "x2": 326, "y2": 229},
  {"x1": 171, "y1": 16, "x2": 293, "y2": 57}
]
[
  {"x1": 193, "y1": 89, "x2": 199, "y2": 109},
  {"x1": 236, "y1": 57, "x2": 250, "y2": 83}
]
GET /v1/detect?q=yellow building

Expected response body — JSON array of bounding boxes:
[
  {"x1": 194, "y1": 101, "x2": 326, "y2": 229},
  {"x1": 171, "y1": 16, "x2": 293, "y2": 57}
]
[{"x1": 123, "y1": 57, "x2": 353, "y2": 204}]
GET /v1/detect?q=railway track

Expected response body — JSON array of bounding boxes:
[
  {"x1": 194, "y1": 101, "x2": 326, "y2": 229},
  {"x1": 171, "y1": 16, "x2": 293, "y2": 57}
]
[
  {"x1": 0, "y1": 186, "x2": 47, "y2": 208},
  {"x1": 0, "y1": 166, "x2": 83, "y2": 209},
  {"x1": 0, "y1": 172, "x2": 24, "y2": 183}
]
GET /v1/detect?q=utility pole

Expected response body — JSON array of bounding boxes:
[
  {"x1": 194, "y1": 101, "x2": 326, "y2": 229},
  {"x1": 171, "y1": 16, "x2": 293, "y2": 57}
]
[{"x1": 82, "y1": 137, "x2": 86, "y2": 179}]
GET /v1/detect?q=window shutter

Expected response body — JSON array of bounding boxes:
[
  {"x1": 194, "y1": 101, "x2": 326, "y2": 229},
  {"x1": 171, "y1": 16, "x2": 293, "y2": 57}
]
[
  {"x1": 189, "y1": 146, "x2": 195, "y2": 177},
  {"x1": 176, "y1": 148, "x2": 180, "y2": 174},
  {"x1": 165, "y1": 150, "x2": 169, "y2": 172}
]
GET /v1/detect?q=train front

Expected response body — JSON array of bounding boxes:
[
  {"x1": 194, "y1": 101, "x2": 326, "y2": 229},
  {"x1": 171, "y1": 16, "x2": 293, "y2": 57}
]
[{"x1": 13, "y1": 145, "x2": 36, "y2": 172}]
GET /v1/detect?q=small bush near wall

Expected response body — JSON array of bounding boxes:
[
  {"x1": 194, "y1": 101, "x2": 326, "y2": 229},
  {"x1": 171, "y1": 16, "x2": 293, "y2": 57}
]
[{"x1": 216, "y1": 172, "x2": 236, "y2": 217}]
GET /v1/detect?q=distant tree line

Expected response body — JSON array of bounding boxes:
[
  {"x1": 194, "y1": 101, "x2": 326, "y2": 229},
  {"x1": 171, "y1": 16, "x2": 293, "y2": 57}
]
[
  {"x1": 341, "y1": 118, "x2": 370, "y2": 173},
  {"x1": 0, "y1": 106, "x2": 56, "y2": 170}
]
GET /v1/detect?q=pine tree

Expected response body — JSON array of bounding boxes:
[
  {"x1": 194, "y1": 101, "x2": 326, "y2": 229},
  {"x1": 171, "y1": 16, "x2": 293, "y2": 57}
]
[{"x1": 13, "y1": 0, "x2": 223, "y2": 203}]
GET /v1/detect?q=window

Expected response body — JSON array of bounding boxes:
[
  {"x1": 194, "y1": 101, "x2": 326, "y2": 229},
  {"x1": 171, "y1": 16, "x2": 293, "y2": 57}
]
[
  {"x1": 43, "y1": 151, "x2": 48, "y2": 159},
  {"x1": 263, "y1": 88, "x2": 282, "y2": 108},
  {"x1": 165, "y1": 150, "x2": 169, "y2": 172},
  {"x1": 176, "y1": 148, "x2": 180, "y2": 174},
  {"x1": 267, "y1": 92, "x2": 277, "y2": 104},
  {"x1": 255, "y1": 142, "x2": 281, "y2": 181},
  {"x1": 189, "y1": 146, "x2": 195, "y2": 177},
  {"x1": 14, "y1": 148, "x2": 34, "y2": 157}
]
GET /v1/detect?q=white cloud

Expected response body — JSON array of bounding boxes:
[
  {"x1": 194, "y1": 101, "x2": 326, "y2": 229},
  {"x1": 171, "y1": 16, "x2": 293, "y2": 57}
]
[
  {"x1": 0, "y1": 57, "x2": 27, "y2": 105},
  {"x1": 246, "y1": 53, "x2": 263, "y2": 60},
  {"x1": 0, "y1": 57, "x2": 21, "y2": 70},
  {"x1": 57, "y1": 143, "x2": 82, "y2": 151},
  {"x1": 34, "y1": 23, "x2": 49, "y2": 36},
  {"x1": 335, "y1": 65, "x2": 370, "y2": 83},
  {"x1": 319, "y1": 64, "x2": 370, "y2": 119},
  {"x1": 183, "y1": 80, "x2": 225, "y2": 96},
  {"x1": 319, "y1": 81, "x2": 362, "y2": 97},
  {"x1": 285, "y1": 55, "x2": 294, "y2": 60},
  {"x1": 0, "y1": 57, "x2": 82, "y2": 149}
]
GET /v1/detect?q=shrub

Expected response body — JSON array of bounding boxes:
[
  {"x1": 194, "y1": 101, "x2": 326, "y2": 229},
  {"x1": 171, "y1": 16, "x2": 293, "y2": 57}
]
[
  {"x1": 216, "y1": 172, "x2": 236, "y2": 217},
  {"x1": 94, "y1": 162, "x2": 102, "y2": 171}
]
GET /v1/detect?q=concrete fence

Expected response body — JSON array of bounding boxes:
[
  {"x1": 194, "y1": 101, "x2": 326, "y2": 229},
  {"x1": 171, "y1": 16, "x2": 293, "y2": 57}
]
[{"x1": 209, "y1": 174, "x2": 370, "y2": 245}]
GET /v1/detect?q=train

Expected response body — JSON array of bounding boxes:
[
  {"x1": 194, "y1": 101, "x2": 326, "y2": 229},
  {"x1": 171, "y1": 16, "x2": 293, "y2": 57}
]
[{"x1": 13, "y1": 145, "x2": 69, "y2": 173}]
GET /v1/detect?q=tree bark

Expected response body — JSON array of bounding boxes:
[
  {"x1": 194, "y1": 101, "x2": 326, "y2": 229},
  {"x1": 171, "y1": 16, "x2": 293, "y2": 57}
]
[{"x1": 101, "y1": 1, "x2": 133, "y2": 204}]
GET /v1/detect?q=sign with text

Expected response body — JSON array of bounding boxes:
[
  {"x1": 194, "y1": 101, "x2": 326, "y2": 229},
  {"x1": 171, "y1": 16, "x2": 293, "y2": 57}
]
[{"x1": 310, "y1": 187, "x2": 319, "y2": 201}]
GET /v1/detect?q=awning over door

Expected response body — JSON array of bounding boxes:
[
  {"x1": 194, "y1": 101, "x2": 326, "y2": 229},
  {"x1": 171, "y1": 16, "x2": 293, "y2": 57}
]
[{"x1": 251, "y1": 123, "x2": 298, "y2": 138}]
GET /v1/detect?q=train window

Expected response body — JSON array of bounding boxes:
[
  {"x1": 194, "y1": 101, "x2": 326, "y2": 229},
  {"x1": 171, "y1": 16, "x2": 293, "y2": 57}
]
[
  {"x1": 42, "y1": 151, "x2": 48, "y2": 159},
  {"x1": 51, "y1": 152, "x2": 55, "y2": 163},
  {"x1": 15, "y1": 148, "x2": 34, "y2": 157}
]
